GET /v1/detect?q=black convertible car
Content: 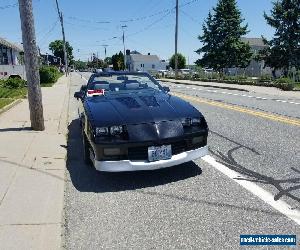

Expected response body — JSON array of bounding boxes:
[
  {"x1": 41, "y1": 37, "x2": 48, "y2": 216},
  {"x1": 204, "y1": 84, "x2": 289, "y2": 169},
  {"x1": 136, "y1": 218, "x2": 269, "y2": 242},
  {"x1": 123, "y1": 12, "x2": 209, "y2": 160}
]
[{"x1": 74, "y1": 72, "x2": 208, "y2": 172}]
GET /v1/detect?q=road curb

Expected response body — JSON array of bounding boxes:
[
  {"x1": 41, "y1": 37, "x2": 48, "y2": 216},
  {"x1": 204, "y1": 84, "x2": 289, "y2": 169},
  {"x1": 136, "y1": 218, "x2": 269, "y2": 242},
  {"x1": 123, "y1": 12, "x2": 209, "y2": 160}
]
[{"x1": 0, "y1": 99, "x2": 23, "y2": 116}]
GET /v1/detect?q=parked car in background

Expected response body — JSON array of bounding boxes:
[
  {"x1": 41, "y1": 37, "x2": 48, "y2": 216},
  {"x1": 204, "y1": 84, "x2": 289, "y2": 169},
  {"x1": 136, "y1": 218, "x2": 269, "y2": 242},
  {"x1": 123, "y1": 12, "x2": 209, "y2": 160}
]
[{"x1": 74, "y1": 72, "x2": 209, "y2": 172}]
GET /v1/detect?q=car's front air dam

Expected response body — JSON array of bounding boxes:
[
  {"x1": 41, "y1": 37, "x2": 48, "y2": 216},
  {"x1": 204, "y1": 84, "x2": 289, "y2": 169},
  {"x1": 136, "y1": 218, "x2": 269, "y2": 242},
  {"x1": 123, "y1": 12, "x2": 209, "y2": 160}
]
[{"x1": 93, "y1": 145, "x2": 208, "y2": 172}]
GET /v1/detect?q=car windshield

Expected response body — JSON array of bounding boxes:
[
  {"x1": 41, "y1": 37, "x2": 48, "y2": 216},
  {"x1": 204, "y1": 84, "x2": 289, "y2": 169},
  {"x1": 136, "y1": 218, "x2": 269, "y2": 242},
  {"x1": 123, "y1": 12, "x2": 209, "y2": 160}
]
[{"x1": 87, "y1": 73, "x2": 161, "y2": 94}]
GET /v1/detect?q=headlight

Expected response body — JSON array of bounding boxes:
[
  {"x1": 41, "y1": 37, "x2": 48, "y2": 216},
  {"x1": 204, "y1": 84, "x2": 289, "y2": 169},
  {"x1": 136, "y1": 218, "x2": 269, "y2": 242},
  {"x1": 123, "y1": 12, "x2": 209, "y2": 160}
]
[
  {"x1": 110, "y1": 125, "x2": 123, "y2": 135},
  {"x1": 95, "y1": 125, "x2": 125, "y2": 137},
  {"x1": 95, "y1": 127, "x2": 109, "y2": 136},
  {"x1": 191, "y1": 117, "x2": 201, "y2": 126},
  {"x1": 181, "y1": 117, "x2": 201, "y2": 127},
  {"x1": 181, "y1": 118, "x2": 191, "y2": 127}
]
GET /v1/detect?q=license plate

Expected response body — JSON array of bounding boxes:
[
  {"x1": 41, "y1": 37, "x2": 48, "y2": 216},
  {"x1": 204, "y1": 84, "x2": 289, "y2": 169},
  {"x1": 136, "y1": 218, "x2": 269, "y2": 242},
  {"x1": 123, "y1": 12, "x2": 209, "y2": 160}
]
[{"x1": 148, "y1": 145, "x2": 172, "y2": 162}]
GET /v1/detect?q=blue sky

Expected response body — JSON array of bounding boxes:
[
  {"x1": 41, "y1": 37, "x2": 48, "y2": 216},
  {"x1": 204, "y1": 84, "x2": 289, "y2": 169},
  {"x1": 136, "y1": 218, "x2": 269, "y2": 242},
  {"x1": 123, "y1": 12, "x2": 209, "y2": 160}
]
[{"x1": 0, "y1": 0, "x2": 274, "y2": 63}]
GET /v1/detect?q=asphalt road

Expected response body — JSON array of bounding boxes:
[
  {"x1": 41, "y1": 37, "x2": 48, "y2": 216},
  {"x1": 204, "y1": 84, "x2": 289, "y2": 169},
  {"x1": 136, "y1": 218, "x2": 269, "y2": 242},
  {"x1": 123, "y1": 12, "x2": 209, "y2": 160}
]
[{"x1": 64, "y1": 72, "x2": 300, "y2": 249}]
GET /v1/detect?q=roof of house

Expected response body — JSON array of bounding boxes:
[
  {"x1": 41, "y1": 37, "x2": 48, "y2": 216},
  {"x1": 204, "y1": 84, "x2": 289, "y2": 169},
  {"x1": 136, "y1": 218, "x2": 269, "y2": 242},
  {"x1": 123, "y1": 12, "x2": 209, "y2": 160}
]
[
  {"x1": 130, "y1": 50, "x2": 141, "y2": 55},
  {"x1": 0, "y1": 37, "x2": 23, "y2": 52},
  {"x1": 130, "y1": 54, "x2": 160, "y2": 62},
  {"x1": 241, "y1": 37, "x2": 267, "y2": 47}
]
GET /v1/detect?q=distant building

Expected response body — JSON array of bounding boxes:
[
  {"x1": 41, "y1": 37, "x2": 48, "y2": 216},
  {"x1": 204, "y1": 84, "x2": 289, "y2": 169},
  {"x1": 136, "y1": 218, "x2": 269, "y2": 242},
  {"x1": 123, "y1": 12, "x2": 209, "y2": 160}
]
[
  {"x1": 0, "y1": 37, "x2": 26, "y2": 80},
  {"x1": 0, "y1": 37, "x2": 23, "y2": 65},
  {"x1": 227, "y1": 37, "x2": 273, "y2": 77},
  {"x1": 40, "y1": 54, "x2": 62, "y2": 66},
  {"x1": 126, "y1": 50, "x2": 168, "y2": 73}
]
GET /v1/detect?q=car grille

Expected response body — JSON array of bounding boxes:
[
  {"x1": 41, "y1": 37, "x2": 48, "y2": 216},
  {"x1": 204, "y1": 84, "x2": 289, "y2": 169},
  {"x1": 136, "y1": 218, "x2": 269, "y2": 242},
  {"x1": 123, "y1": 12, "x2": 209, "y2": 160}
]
[{"x1": 127, "y1": 139, "x2": 204, "y2": 161}]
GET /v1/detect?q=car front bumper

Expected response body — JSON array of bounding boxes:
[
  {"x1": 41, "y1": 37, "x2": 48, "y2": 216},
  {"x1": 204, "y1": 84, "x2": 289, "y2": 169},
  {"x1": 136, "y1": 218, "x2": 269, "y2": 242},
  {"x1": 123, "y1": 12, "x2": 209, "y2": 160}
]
[{"x1": 93, "y1": 145, "x2": 208, "y2": 172}]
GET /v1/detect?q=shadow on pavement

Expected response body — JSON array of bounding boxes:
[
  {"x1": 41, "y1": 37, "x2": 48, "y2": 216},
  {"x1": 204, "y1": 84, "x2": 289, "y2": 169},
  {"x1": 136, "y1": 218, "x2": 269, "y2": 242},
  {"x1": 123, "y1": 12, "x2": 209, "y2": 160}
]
[{"x1": 66, "y1": 119, "x2": 202, "y2": 193}]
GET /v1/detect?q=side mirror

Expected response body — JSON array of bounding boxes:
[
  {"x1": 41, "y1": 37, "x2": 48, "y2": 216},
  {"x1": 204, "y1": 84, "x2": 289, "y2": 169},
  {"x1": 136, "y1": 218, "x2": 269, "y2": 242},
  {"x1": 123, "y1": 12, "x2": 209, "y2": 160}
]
[
  {"x1": 74, "y1": 91, "x2": 83, "y2": 100},
  {"x1": 80, "y1": 85, "x2": 87, "y2": 92},
  {"x1": 162, "y1": 86, "x2": 170, "y2": 93}
]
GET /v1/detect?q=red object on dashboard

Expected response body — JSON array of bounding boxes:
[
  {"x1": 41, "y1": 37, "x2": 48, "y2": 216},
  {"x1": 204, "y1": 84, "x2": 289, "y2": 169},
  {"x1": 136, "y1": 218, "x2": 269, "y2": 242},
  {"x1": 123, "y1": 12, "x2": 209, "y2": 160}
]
[{"x1": 87, "y1": 89, "x2": 105, "y2": 95}]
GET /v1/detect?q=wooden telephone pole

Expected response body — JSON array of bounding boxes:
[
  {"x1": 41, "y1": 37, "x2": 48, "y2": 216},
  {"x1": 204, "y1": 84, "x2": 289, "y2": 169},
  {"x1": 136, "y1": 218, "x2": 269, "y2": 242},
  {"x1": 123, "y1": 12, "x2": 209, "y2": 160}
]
[
  {"x1": 175, "y1": 0, "x2": 179, "y2": 79},
  {"x1": 18, "y1": 0, "x2": 45, "y2": 131},
  {"x1": 55, "y1": 0, "x2": 68, "y2": 75}
]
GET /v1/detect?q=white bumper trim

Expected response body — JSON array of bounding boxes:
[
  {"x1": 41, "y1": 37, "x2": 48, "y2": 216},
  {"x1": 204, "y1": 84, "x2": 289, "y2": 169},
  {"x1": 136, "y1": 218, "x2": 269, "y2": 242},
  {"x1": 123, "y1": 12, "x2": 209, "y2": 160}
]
[{"x1": 93, "y1": 145, "x2": 208, "y2": 172}]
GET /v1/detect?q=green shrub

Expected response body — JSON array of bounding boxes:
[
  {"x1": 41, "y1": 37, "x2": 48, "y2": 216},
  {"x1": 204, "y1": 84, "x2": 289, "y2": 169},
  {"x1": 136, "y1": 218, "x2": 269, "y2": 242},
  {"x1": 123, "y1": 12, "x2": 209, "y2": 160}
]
[
  {"x1": 1, "y1": 78, "x2": 26, "y2": 89},
  {"x1": 39, "y1": 66, "x2": 61, "y2": 84},
  {"x1": 259, "y1": 74, "x2": 272, "y2": 82},
  {"x1": 274, "y1": 77, "x2": 295, "y2": 91}
]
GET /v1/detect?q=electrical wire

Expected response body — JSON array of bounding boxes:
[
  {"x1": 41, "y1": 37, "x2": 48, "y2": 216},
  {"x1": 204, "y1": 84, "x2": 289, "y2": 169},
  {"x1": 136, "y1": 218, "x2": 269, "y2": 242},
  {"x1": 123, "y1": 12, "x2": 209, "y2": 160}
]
[
  {"x1": 180, "y1": 9, "x2": 202, "y2": 25},
  {"x1": 0, "y1": 2, "x2": 18, "y2": 10},
  {"x1": 38, "y1": 19, "x2": 60, "y2": 43},
  {"x1": 126, "y1": 9, "x2": 174, "y2": 38}
]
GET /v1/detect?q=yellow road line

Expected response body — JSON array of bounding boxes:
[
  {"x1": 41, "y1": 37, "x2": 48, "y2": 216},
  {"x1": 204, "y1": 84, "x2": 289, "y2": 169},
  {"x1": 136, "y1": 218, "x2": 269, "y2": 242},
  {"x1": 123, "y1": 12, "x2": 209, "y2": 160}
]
[{"x1": 173, "y1": 92, "x2": 300, "y2": 127}]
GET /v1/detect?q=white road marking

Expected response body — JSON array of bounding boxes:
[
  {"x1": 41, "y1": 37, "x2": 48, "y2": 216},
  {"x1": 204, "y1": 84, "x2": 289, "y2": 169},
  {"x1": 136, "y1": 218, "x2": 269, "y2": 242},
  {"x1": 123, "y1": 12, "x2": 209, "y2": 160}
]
[
  {"x1": 169, "y1": 83, "x2": 300, "y2": 105},
  {"x1": 202, "y1": 155, "x2": 300, "y2": 226}
]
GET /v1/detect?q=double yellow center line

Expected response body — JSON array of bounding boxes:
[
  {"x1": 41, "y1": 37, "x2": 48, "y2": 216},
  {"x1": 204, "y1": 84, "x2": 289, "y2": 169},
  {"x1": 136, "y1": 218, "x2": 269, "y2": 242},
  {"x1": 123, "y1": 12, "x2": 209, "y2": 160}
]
[{"x1": 173, "y1": 92, "x2": 300, "y2": 127}]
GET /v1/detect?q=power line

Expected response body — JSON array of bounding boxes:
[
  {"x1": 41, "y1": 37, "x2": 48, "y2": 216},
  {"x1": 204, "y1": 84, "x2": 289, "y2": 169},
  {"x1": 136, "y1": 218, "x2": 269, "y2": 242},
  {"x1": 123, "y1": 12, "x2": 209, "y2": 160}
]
[
  {"x1": 67, "y1": 16, "x2": 110, "y2": 24},
  {"x1": 0, "y1": 0, "x2": 40, "y2": 10},
  {"x1": 38, "y1": 19, "x2": 59, "y2": 44},
  {"x1": 126, "y1": 9, "x2": 174, "y2": 38},
  {"x1": 66, "y1": 2, "x2": 182, "y2": 25},
  {"x1": 180, "y1": 9, "x2": 202, "y2": 25},
  {"x1": 64, "y1": 21, "x2": 109, "y2": 31},
  {"x1": 0, "y1": 2, "x2": 18, "y2": 9}
]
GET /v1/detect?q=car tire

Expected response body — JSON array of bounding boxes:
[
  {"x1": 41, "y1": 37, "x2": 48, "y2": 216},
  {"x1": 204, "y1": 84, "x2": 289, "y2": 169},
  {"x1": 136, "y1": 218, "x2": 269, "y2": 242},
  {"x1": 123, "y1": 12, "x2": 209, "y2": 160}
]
[{"x1": 82, "y1": 129, "x2": 93, "y2": 167}]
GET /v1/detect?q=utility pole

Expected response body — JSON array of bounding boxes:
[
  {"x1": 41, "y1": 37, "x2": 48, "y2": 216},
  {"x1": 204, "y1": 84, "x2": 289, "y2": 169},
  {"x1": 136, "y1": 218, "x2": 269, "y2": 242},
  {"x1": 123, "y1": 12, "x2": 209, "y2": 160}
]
[
  {"x1": 121, "y1": 25, "x2": 127, "y2": 70},
  {"x1": 175, "y1": 0, "x2": 179, "y2": 79},
  {"x1": 96, "y1": 52, "x2": 99, "y2": 69},
  {"x1": 55, "y1": 0, "x2": 68, "y2": 76},
  {"x1": 18, "y1": 0, "x2": 45, "y2": 131},
  {"x1": 102, "y1": 45, "x2": 108, "y2": 59}
]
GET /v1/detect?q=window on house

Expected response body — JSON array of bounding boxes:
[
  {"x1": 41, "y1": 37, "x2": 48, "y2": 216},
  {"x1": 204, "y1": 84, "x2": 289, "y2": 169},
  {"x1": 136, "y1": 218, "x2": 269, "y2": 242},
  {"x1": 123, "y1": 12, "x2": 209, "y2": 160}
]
[
  {"x1": 152, "y1": 64, "x2": 155, "y2": 69},
  {"x1": 0, "y1": 45, "x2": 9, "y2": 65}
]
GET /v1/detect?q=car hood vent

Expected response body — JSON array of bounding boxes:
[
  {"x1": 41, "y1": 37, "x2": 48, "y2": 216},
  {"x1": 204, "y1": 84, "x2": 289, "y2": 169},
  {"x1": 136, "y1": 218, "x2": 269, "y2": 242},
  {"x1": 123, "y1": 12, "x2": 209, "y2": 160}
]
[
  {"x1": 139, "y1": 95, "x2": 159, "y2": 107},
  {"x1": 115, "y1": 97, "x2": 141, "y2": 109}
]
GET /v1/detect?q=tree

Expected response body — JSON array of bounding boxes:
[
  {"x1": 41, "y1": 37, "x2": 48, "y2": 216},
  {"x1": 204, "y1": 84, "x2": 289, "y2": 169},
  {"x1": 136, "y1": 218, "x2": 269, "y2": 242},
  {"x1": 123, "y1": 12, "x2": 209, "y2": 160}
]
[
  {"x1": 169, "y1": 53, "x2": 186, "y2": 69},
  {"x1": 196, "y1": 0, "x2": 252, "y2": 73},
  {"x1": 112, "y1": 51, "x2": 124, "y2": 71},
  {"x1": 258, "y1": 0, "x2": 300, "y2": 75},
  {"x1": 49, "y1": 40, "x2": 74, "y2": 65},
  {"x1": 87, "y1": 54, "x2": 104, "y2": 69},
  {"x1": 73, "y1": 60, "x2": 87, "y2": 71},
  {"x1": 104, "y1": 57, "x2": 112, "y2": 65}
]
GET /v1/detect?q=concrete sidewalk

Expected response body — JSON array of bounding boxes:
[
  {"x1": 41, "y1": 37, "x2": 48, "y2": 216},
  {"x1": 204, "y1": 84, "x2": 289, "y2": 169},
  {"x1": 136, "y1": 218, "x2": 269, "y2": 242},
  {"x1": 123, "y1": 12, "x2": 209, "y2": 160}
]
[
  {"x1": 160, "y1": 78, "x2": 300, "y2": 99},
  {"x1": 0, "y1": 76, "x2": 70, "y2": 250}
]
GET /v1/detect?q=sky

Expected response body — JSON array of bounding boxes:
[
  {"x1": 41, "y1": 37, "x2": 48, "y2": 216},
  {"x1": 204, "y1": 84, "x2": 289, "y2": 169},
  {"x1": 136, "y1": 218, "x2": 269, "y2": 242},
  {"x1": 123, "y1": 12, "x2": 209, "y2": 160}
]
[{"x1": 0, "y1": 0, "x2": 275, "y2": 64}]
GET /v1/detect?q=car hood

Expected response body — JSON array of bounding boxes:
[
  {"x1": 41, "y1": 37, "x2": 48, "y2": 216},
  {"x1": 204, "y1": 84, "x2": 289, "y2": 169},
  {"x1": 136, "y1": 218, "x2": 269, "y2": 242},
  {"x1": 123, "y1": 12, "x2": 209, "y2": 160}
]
[{"x1": 84, "y1": 91, "x2": 200, "y2": 127}]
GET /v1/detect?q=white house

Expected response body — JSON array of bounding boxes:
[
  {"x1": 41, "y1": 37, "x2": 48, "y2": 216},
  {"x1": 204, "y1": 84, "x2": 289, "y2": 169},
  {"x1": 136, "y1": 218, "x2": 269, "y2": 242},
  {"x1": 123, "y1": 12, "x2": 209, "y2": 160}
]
[
  {"x1": 126, "y1": 51, "x2": 168, "y2": 73},
  {"x1": 0, "y1": 37, "x2": 23, "y2": 65},
  {"x1": 0, "y1": 37, "x2": 25, "y2": 79},
  {"x1": 227, "y1": 38, "x2": 277, "y2": 77}
]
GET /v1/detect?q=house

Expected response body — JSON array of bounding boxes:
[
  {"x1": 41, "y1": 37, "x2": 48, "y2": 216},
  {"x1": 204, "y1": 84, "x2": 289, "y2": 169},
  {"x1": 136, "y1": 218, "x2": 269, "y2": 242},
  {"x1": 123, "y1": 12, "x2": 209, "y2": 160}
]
[
  {"x1": 40, "y1": 54, "x2": 62, "y2": 66},
  {"x1": 126, "y1": 50, "x2": 168, "y2": 73},
  {"x1": 0, "y1": 37, "x2": 26, "y2": 79},
  {"x1": 227, "y1": 38, "x2": 273, "y2": 77},
  {"x1": 0, "y1": 37, "x2": 23, "y2": 65}
]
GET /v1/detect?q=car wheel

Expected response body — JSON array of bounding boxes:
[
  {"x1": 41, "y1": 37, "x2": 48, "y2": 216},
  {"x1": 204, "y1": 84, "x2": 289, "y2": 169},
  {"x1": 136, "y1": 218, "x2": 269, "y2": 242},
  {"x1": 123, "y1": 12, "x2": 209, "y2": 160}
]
[{"x1": 82, "y1": 130, "x2": 93, "y2": 167}]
